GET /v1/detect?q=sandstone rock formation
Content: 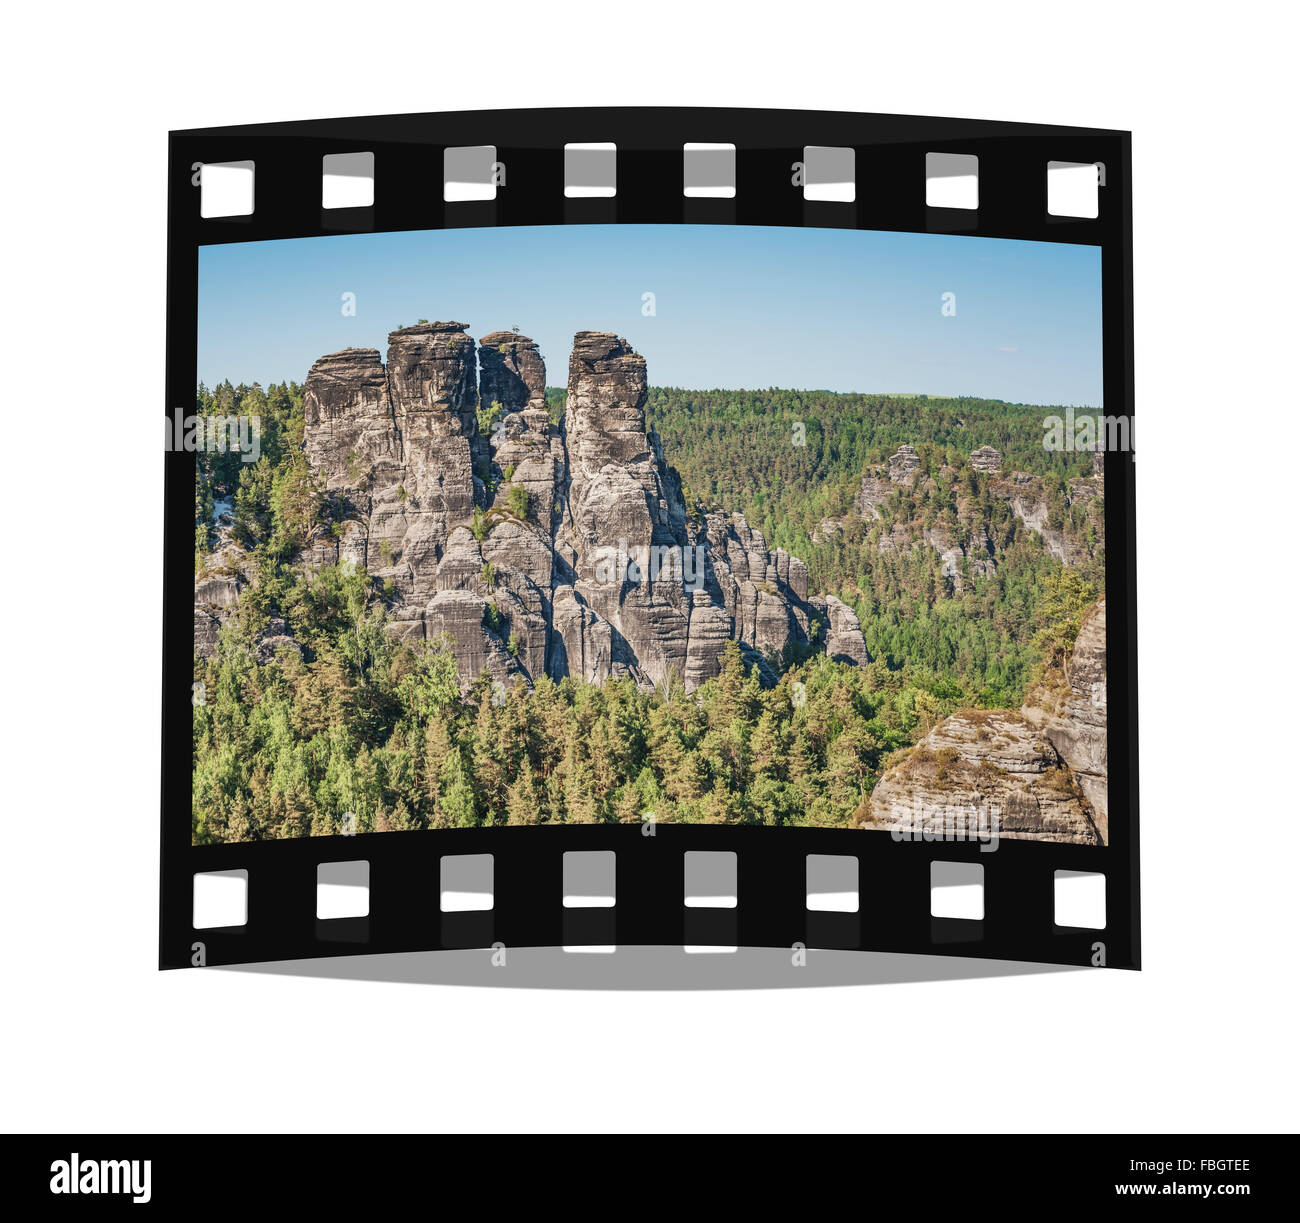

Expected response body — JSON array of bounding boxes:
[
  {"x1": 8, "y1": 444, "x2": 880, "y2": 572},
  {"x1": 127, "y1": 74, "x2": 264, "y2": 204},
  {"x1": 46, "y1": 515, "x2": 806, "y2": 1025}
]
[
  {"x1": 197, "y1": 325, "x2": 869, "y2": 692},
  {"x1": 864, "y1": 600, "x2": 1108, "y2": 845},
  {"x1": 969, "y1": 445, "x2": 1002, "y2": 473},
  {"x1": 193, "y1": 518, "x2": 251, "y2": 656},
  {"x1": 864, "y1": 709, "x2": 1103, "y2": 844},
  {"x1": 887, "y1": 443, "x2": 922, "y2": 484},
  {"x1": 1004, "y1": 471, "x2": 1101, "y2": 566},
  {"x1": 822, "y1": 594, "x2": 871, "y2": 666},
  {"x1": 854, "y1": 474, "x2": 894, "y2": 518},
  {"x1": 1021, "y1": 599, "x2": 1108, "y2": 840}
]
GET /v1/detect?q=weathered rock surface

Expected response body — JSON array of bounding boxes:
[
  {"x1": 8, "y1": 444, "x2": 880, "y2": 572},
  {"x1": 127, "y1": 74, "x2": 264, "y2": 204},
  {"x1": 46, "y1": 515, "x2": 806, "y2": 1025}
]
[
  {"x1": 479, "y1": 330, "x2": 546, "y2": 415},
  {"x1": 822, "y1": 595, "x2": 871, "y2": 667},
  {"x1": 194, "y1": 574, "x2": 241, "y2": 608},
  {"x1": 549, "y1": 332, "x2": 691, "y2": 687},
  {"x1": 864, "y1": 709, "x2": 1103, "y2": 844},
  {"x1": 1021, "y1": 599, "x2": 1108, "y2": 841},
  {"x1": 970, "y1": 445, "x2": 1002, "y2": 473},
  {"x1": 194, "y1": 608, "x2": 222, "y2": 655},
  {"x1": 1005, "y1": 471, "x2": 1101, "y2": 566},
  {"x1": 254, "y1": 616, "x2": 302, "y2": 664},
  {"x1": 193, "y1": 506, "x2": 261, "y2": 659},
  {"x1": 216, "y1": 324, "x2": 870, "y2": 691},
  {"x1": 887, "y1": 443, "x2": 922, "y2": 484},
  {"x1": 864, "y1": 600, "x2": 1108, "y2": 845},
  {"x1": 854, "y1": 475, "x2": 894, "y2": 519}
]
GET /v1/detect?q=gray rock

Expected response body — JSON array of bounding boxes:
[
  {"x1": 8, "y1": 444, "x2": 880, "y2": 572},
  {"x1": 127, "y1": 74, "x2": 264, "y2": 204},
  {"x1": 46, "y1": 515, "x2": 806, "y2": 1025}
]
[
  {"x1": 291, "y1": 325, "x2": 867, "y2": 692},
  {"x1": 865, "y1": 710, "x2": 1102, "y2": 844},
  {"x1": 823, "y1": 595, "x2": 871, "y2": 666},
  {"x1": 854, "y1": 475, "x2": 894, "y2": 518},
  {"x1": 1021, "y1": 600, "x2": 1108, "y2": 841},
  {"x1": 194, "y1": 575, "x2": 240, "y2": 607},
  {"x1": 194, "y1": 608, "x2": 222, "y2": 657},
  {"x1": 888, "y1": 443, "x2": 922, "y2": 484}
]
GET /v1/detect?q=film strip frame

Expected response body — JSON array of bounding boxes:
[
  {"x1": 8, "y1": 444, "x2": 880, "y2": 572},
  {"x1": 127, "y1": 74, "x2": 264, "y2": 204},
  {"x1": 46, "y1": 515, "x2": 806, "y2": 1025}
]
[{"x1": 163, "y1": 107, "x2": 1138, "y2": 971}]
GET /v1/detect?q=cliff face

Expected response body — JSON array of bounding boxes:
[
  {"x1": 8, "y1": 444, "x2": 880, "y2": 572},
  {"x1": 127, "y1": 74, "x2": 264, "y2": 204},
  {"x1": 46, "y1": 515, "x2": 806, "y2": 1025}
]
[
  {"x1": 551, "y1": 332, "x2": 694, "y2": 688},
  {"x1": 203, "y1": 326, "x2": 866, "y2": 692},
  {"x1": 1021, "y1": 599, "x2": 1108, "y2": 841},
  {"x1": 864, "y1": 599, "x2": 1108, "y2": 844}
]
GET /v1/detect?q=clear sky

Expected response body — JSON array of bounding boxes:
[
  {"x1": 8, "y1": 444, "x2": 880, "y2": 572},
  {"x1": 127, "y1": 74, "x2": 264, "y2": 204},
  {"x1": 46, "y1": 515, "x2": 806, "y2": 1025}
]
[{"x1": 198, "y1": 225, "x2": 1102, "y2": 406}]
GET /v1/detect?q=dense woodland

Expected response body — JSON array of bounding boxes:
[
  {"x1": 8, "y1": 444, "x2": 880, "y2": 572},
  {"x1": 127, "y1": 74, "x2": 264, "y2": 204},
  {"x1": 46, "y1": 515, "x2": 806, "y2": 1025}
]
[{"x1": 193, "y1": 380, "x2": 1100, "y2": 843}]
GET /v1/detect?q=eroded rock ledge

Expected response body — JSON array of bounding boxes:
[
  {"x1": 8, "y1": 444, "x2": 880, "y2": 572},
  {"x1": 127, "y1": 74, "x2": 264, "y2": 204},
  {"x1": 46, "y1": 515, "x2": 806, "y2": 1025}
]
[{"x1": 863, "y1": 599, "x2": 1108, "y2": 844}]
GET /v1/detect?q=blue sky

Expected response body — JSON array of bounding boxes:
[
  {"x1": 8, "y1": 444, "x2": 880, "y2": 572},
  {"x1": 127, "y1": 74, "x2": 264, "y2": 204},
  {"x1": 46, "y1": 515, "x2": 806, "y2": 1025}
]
[{"x1": 198, "y1": 225, "x2": 1102, "y2": 406}]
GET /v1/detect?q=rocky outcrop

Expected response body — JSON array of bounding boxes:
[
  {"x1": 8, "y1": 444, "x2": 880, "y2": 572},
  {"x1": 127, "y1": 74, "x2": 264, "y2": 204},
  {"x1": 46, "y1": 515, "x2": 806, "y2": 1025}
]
[
  {"x1": 1005, "y1": 471, "x2": 1100, "y2": 566},
  {"x1": 194, "y1": 608, "x2": 222, "y2": 655},
  {"x1": 864, "y1": 710, "x2": 1102, "y2": 844},
  {"x1": 852, "y1": 462, "x2": 996, "y2": 587},
  {"x1": 549, "y1": 332, "x2": 693, "y2": 687},
  {"x1": 194, "y1": 574, "x2": 240, "y2": 608},
  {"x1": 812, "y1": 516, "x2": 844, "y2": 543},
  {"x1": 822, "y1": 595, "x2": 871, "y2": 666},
  {"x1": 479, "y1": 331, "x2": 546, "y2": 415},
  {"x1": 854, "y1": 475, "x2": 894, "y2": 519},
  {"x1": 924, "y1": 523, "x2": 997, "y2": 584},
  {"x1": 193, "y1": 509, "x2": 262, "y2": 659},
  {"x1": 887, "y1": 443, "x2": 922, "y2": 484},
  {"x1": 223, "y1": 324, "x2": 869, "y2": 692},
  {"x1": 296, "y1": 324, "x2": 482, "y2": 630},
  {"x1": 254, "y1": 617, "x2": 302, "y2": 664},
  {"x1": 864, "y1": 600, "x2": 1108, "y2": 845},
  {"x1": 1021, "y1": 600, "x2": 1108, "y2": 840},
  {"x1": 970, "y1": 445, "x2": 1001, "y2": 473}
]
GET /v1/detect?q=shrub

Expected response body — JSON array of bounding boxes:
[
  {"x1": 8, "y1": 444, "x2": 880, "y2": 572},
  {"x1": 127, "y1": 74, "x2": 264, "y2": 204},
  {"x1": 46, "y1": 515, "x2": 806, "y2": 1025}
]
[
  {"x1": 477, "y1": 399, "x2": 503, "y2": 437},
  {"x1": 507, "y1": 485, "x2": 530, "y2": 520}
]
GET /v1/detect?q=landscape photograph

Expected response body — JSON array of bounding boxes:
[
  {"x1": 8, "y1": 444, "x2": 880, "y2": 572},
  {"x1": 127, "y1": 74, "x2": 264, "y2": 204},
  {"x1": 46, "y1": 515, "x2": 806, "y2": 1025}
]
[{"x1": 191, "y1": 225, "x2": 1108, "y2": 845}]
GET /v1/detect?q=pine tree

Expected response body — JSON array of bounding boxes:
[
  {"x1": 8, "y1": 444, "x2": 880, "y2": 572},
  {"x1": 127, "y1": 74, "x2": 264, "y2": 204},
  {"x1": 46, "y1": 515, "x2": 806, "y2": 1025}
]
[{"x1": 505, "y1": 767, "x2": 543, "y2": 826}]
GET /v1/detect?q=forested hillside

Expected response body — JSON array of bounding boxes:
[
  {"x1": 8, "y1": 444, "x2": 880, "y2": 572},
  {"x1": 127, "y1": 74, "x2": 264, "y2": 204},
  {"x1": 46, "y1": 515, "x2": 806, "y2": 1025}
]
[
  {"x1": 643, "y1": 385, "x2": 1094, "y2": 545},
  {"x1": 644, "y1": 386, "x2": 1103, "y2": 706},
  {"x1": 193, "y1": 378, "x2": 1101, "y2": 842}
]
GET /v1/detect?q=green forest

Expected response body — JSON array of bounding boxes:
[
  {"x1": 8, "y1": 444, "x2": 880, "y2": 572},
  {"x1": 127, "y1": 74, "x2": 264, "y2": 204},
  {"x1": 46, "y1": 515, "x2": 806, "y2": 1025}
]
[
  {"x1": 194, "y1": 380, "x2": 1100, "y2": 843},
  {"x1": 643, "y1": 385, "x2": 1097, "y2": 562},
  {"x1": 644, "y1": 386, "x2": 1103, "y2": 706}
]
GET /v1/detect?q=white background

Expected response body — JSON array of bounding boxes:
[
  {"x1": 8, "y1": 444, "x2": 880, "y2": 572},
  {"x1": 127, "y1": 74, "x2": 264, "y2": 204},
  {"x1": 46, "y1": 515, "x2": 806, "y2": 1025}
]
[{"x1": 1, "y1": 0, "x2": 1296, "y2": 1133}]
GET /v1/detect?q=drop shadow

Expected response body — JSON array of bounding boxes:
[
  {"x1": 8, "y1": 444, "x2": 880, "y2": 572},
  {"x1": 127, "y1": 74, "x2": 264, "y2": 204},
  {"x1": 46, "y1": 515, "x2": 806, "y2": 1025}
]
[{"x1": 220, "y1": 945, "x2": 1082, "y2": 991}]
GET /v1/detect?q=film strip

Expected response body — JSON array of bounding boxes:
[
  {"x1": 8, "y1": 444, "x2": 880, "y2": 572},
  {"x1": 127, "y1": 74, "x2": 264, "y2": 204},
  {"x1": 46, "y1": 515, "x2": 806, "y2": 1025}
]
[{"x1": 163, "y1": 107, "x2": 1138, "y2": 972}]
